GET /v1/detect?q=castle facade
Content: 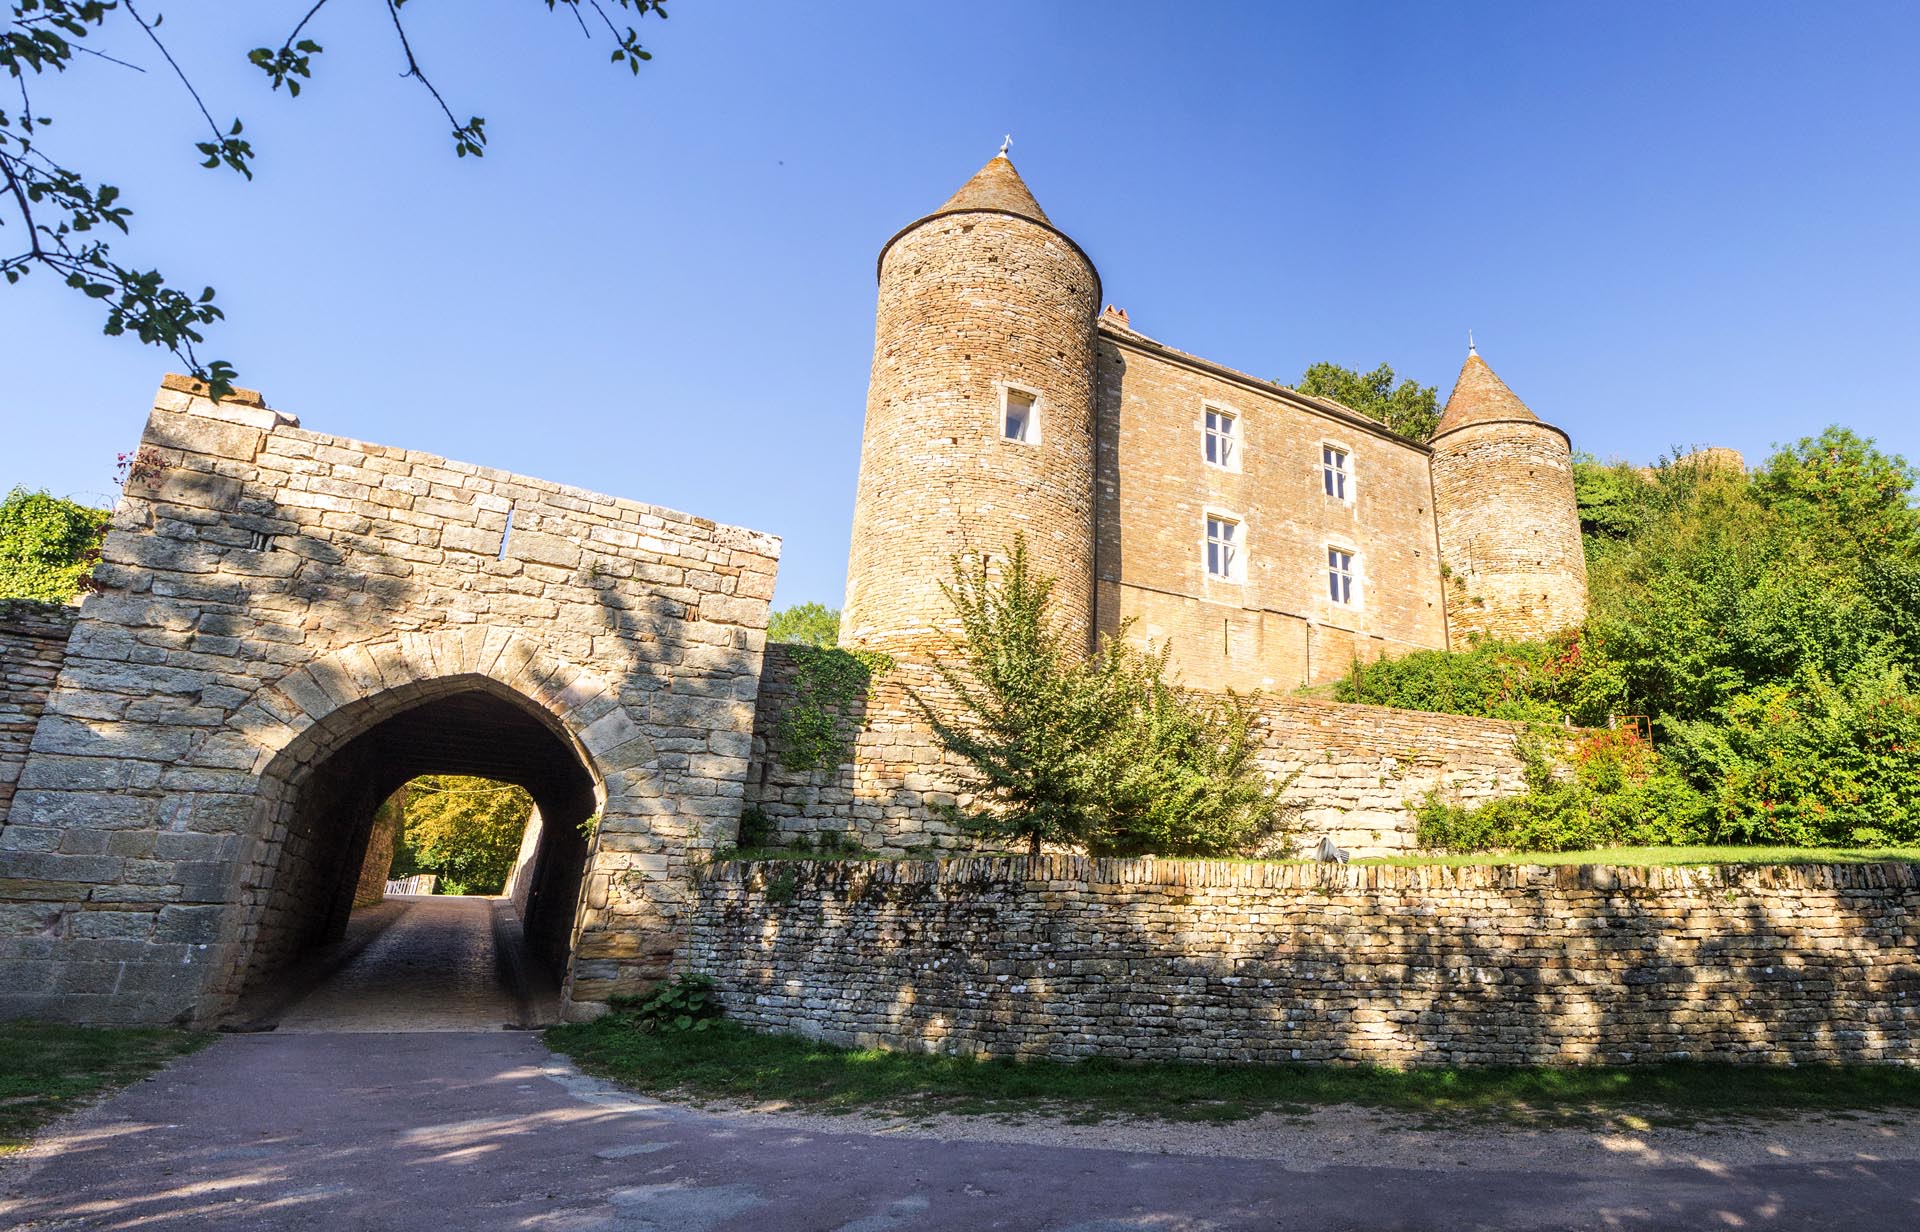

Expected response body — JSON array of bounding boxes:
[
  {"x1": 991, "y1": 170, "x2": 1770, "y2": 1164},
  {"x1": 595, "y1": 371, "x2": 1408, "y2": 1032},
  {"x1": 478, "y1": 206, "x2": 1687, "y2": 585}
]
[{"x1": 841, "y1": 152, "x2": 1589, "y2": 686}]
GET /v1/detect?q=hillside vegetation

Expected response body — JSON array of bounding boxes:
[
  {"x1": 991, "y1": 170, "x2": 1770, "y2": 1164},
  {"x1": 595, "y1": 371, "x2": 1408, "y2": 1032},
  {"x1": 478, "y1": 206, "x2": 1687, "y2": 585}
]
[{"x1": 1336, "y1": 427, "x2": 1920, "y2": 852}]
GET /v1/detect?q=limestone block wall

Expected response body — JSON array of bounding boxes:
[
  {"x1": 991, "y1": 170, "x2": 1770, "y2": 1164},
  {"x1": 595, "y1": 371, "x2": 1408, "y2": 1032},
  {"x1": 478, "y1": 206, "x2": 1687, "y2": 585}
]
[
  {"x1": 744, "y1": 648, "x2": 979, "y2": 855},
  {"x1": 688, "y1": 856, "x2": 1920, "y2": 1067},
  {"x1": 1243, "y1": 695, "x2": 1530, "y2": 856},
  {"x1": 0, "y1": 601, "x2": 77, "y2": 825},
  {"x1": 743, "y1": 644, "x2": 1531, "y2": 858},
  {"x1": 0, "y1": 376, "x2": 779, "y2": 1025},
  {"x1": 1094, "y1": 330, "x2": 1450, "y2": 690}
]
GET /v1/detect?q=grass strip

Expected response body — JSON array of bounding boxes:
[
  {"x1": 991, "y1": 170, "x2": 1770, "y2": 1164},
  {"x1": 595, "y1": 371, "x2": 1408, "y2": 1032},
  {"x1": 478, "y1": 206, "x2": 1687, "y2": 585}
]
[
  {"x1": 709, "y1": 846, "x2": 1920, "y2": 869},
  {"x1": 0, "y1": 1021, "x2": 211, "y2": 1152},
  {"x1": 547, "y1": 1018, "x2": 1920, "y2": 1128},
  {"x1": 1361, "y1": 846, "x2": 1920, "y2": 868}
]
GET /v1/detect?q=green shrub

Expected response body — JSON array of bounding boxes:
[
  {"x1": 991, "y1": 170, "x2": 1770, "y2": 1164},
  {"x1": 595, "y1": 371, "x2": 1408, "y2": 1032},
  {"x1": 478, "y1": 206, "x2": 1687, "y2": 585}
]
[
  {"x1": 608, "y1": 974, "x2": 723, "y2": 1033},
  {"x1": 1416, "y1": 729, "x2": 1709, "y2": 854},
  {"x1": 0, "y1": 488, "x2": 109, "y2": 602},
  {"x1": 1665, "y1": 661, "x2": 1920, "y2": 847}
]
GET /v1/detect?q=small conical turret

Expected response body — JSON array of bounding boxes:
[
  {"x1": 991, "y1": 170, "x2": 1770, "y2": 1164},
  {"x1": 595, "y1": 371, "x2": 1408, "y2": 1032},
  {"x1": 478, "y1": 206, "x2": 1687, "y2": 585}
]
[
  {"x1": 933, "y1": 151, "x2": 1052, "y2": 224},
  {"x1": 1428, "y1": 345, "x2": 1588, "y2": 644},
  {"x1": 1433, "y1": 351, "x2": 1541, "y2": 439}
]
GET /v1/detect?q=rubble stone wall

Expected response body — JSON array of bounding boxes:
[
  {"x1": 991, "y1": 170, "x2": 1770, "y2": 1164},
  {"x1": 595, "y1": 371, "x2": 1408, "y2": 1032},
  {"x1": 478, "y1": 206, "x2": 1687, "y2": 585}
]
[
  {"x1": 743, "y1": 643, "x2": 1531, "y2": 858},
  {"x1": 689, "y1": 856, "x2": 1920, "y2": 1066},
  {"x1": 0, "y1": 601, "x2": 77, "y2": 826}
]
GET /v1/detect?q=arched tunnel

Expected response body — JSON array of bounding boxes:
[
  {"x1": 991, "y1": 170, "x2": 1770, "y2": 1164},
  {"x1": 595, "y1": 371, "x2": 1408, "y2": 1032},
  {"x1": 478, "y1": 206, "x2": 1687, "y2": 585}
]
[{"x1": 230, "y1": 681, "x2": 598, "y2": 1022}]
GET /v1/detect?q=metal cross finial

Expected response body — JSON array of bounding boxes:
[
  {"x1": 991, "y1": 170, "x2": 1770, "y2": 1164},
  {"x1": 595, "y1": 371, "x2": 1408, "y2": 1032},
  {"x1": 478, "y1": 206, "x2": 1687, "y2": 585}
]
[
  {"x1": 998, "y1": 134, "x2": 1012, "y2": 157},
  {"x1": 1468, "y1": 329, "x2": 1477, "y2": 357}
]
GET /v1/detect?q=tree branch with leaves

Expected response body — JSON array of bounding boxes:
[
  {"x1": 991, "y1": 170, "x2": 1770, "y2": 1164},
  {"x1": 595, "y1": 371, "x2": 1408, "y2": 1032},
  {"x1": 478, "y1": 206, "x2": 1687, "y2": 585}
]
[{"x1": 1, "y1": 0, "x2": 668, "y2": 397}]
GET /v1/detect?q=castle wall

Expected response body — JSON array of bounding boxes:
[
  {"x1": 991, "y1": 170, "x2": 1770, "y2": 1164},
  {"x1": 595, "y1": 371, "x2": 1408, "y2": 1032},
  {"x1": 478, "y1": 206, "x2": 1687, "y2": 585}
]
[
  {"x1": 0, "y1": 377, "x2": 778, "y2": 1025},
  {"x1": 1094, "y1": 331, "x2": 1450, "y2": 690},
  {"x1": 0, "y1": 601, "x2": 78, "y2": 827},
  {"x1": 742, "y1": 644, "x2": 1531, "y2": 858},
  {"x1": 1431, "y1": 420, "x2": 1588, "y2": 643},
  {"x1": 842, "y1": 211, "x2": 1099, "y2": 658},
  {"x1": 690, "y1": 856, "x2": 1920, "y2": 1066}
]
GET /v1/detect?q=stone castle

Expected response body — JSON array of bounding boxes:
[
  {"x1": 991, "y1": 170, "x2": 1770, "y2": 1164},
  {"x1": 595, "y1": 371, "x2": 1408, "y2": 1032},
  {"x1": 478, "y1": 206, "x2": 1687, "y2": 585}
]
[
  {"x1": 842, "y1": 150, "x2": 1590, "y2": 689},
  {"x1": 0, "y1": 152, "x2": 1605, "y2": 1027}
]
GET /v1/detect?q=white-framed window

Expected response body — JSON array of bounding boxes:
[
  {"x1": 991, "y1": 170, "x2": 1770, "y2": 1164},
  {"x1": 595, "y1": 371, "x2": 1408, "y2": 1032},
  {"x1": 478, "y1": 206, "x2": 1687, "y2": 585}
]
[
  {"x1": 1321, "y1": 444, "x2": 1351, "y2": 501},
  {"x1": 1203, "y1": 406, "x2": 1238, "y2": 469},
  {"x1": 1001, "y1": 385, "x2": 1040, "y2": 444},
  {"x1": 1327, "y1": 546, "x2": 1357, "y2": 605},
  {"x1": 1206, "y1": 513, "x2": 1242, "y2": 581}
]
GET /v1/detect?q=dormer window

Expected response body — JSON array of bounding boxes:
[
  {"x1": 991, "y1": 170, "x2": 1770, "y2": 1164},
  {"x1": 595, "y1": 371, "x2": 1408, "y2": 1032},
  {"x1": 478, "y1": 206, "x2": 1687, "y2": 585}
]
[
  {"x1": 1002, "y1": 387, "x2": 1038, "y2": 444},
  {"x1": 1322, "y1": 445, "x2": 1351, "y2": 500},
  {"x1": 1204, "y1": 407, "x2": 1237, "y2": 469}
]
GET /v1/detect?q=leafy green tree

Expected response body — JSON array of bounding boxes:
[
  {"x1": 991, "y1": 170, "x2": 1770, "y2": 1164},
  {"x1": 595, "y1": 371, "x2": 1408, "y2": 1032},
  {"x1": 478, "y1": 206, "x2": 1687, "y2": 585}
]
[
  {"x1": 915, "y1": 537, "x2": 1293, "y2": 857},
  {"x1": 388, "y1": 774, "x2": 534, "y2": 896},
  {"x1": 1755, "y1": 427, "x2": 1919, "y2": 564},
  {"x1": 768, "y1": 601, "x2": 841, "y2": 648},
  {"x1": 1341, "y1": 425, "x2": 1920, "y2": 851},
  {"x1": 1293, "y1": 362, "x2": 1441, "y2": 441},
  {"x1": 2, "y1": 1, "x2": 668, "y2": 396},
  {"x1": 1573, "y1": 456, "x2": 1661, "y2": 544},
  {"x1": 0, "y1": 487, "x2": 108, "y2": 601}
]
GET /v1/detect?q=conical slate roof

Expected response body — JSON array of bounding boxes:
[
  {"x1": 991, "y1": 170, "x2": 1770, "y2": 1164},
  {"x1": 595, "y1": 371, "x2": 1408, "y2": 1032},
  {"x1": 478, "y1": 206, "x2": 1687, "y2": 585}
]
[
  {"x1": 935, "y1": 152, "x2": 1051, "y2": 224},
  {"x1": 1434, "y1": 349, "x2": 1539, "y2": 437}
]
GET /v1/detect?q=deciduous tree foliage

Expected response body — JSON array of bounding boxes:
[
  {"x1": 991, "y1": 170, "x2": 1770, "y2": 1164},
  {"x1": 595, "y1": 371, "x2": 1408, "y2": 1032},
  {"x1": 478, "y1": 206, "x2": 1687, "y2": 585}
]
[
  {"x1": 1293, "y1": 361, "x2": 1441, "y2": 442},
  {"x1": 0, "y1": 487, "x2": 107, "y2": 601},
  {"x1": 387, "y1": 774, "x2": 534, "y2": 896},
  {"x1": 1, "y1": 1, "x2": 668, "y2": 396},
  {"x1": 767, "y1": 601, "x2": 840, "y2": 648},
  {"x1": 1341, "y1": 429, "x2": 1920, "y2": 849}
]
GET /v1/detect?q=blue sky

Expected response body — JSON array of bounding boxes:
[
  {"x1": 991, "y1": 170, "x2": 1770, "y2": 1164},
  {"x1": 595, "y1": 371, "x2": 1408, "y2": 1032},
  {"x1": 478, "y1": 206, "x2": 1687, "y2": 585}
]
[{"x1": 3, "y1": 2, "x2": 1916, "y2": 608}]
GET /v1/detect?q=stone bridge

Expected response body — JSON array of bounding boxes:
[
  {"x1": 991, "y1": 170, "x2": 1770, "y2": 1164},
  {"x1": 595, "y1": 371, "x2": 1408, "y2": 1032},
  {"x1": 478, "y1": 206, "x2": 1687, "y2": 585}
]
[{"x1": 0, "y1": 376, "x2": 779, "y2": 1025}]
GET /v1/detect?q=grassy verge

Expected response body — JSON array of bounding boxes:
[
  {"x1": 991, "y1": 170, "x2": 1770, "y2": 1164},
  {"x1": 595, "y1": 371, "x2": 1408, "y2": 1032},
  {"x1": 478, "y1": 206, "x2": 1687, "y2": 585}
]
[
  {"x1": 0, "y1": 1022, "x2": 211, "y2": 1152},
  {"x1": 547, "y1": 1018, "x2": 1920, "y2": 1128},
  {"x1": 1360, "y1": 846, "x2": 1920, "y2": 868},
  {"x1": 708, "y1": 845, "x2": 1920, "y2": 869}
]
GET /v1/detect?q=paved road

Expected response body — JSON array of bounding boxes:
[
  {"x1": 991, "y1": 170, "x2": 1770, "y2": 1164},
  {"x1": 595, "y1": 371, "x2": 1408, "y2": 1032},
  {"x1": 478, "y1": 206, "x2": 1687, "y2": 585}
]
[
  {"x1": 6, "y1": 895, "x2": 1917, "y2": 1230},
  {"x1": 7, "y1": 1030, "x2": 1918, "y2": 1230},
  {"x1": 274, "y1": 895, "x2": 521, "y2": 1033}
]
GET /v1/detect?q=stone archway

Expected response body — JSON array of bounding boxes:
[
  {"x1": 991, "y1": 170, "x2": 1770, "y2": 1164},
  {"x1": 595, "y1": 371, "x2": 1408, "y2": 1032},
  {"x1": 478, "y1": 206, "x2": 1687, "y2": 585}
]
[
  {"x1": 0, "y1": 381, "x2": 779, "y2": 1027},
  {"x1": 195, "y1": 630, "x2": 665, "y2": 1023}
]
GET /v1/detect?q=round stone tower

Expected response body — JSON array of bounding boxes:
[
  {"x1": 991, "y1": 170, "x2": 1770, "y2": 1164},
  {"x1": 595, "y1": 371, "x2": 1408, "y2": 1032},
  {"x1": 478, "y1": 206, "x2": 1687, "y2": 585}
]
[
  {"x1": 841, "y1": 150, "x2": 1101, "y2": 658},
  {"x1": 1429, "y1": 346, "x2": 1589, "y2": 645}
]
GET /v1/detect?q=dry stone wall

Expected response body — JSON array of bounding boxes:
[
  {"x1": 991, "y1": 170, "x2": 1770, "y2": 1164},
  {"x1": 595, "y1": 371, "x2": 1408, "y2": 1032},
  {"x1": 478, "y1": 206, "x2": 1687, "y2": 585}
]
[
  {"x1": 743, "y1": 644, "x2": 1531, "y2": 858},
  {"x1": 0, "y1": 601, "x2": 77, "y2": 826},
  {"x1": 689, "y1": 856, "x2": 1920, "y2": 1067}
]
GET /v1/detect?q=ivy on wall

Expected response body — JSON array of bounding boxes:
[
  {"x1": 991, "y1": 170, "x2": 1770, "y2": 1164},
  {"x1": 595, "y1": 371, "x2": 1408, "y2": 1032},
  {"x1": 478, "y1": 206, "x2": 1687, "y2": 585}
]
[{"x1": 774, "y1": 645, "x2": 893, "y2": 772}]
